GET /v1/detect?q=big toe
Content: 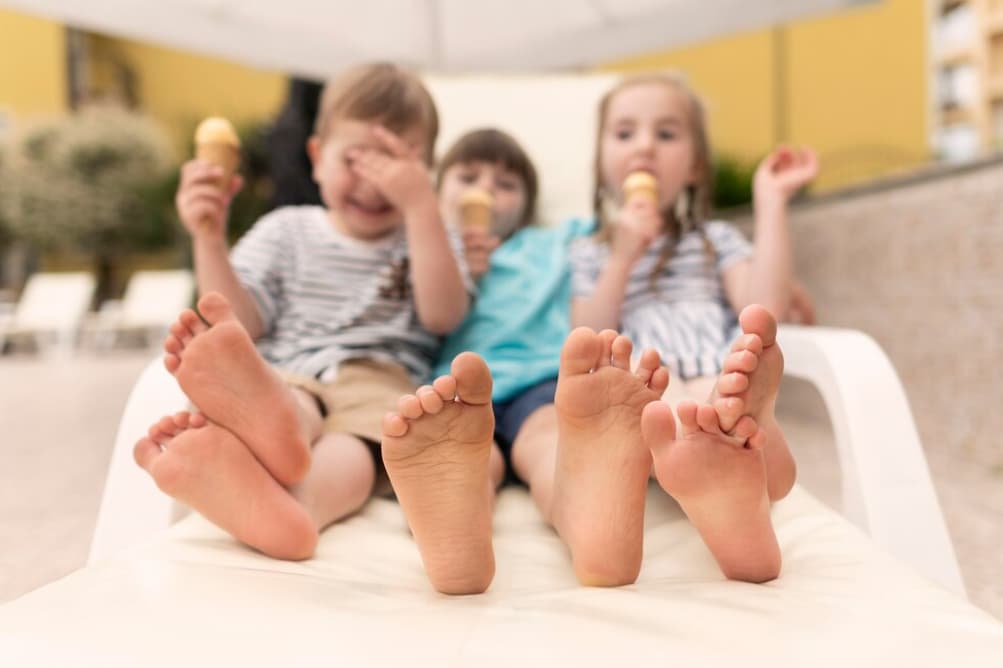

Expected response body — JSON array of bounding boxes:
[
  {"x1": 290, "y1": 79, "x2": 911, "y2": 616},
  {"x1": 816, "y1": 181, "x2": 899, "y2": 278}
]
[
  {"x1": 739, "y1": 304, "x2": 778, "y2": 348},
  {"x1": 451, "y1": 352, "x2": 493, "y2": 406},
  {"x1": 560, "y1": 327, "x2": 602, "y2": 376},
  {"x1": 642, "y1": 400, "x2": 677, "y2": 454},
  {"x1": 197, "y1": 292, "x2": 238, "y2": 326}
]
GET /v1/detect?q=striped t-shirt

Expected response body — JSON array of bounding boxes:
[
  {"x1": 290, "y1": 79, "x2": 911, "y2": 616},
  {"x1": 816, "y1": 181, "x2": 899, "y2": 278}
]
[
  {"x1": 231, "y1": 205, "x2": 468, "y2": 384},
  {"x1": 569, "y1": 220, "x2": 753, "y2": 380}
]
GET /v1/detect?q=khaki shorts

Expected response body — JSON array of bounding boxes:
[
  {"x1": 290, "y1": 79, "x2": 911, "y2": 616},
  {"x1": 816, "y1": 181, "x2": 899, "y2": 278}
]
[{"x1": 282, "y1": 359, "x2": 416, "y2": 444}]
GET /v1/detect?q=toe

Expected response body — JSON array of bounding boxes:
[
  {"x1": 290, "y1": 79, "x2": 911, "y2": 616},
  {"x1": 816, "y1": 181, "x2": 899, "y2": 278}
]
[
  {"x1": 164, "y1": 334, "x2": 183, "y2": 356},
  {"x1": 133, "y1": 437, "x2": 162, "y2": 471},
  {"x1": 560, "y1": 327, "x2": 602, "y2": 376},
  {"x1": 696, "y1": 404, "x2": 722, "y2": 434},
  {"x1": 746, "y1": 426, "x2": 768, "y2": 451},
  {"x1": 649, "y1": 367, "x2": 670, "y2": 394},
  {"x1": 642, "y1": 400, "x2": 676, "y2": 455},
  {"x1": 172, "y1": 412, "x2": 191, "y2": 429},
  {"x1": 714, "y1": 396, "x2": 744, "y2": 433},
  {"x1": 739, "y1": 304, "x2": 778, "y2": 348},
  {"x1": 716, "y1": 372, "x2": 750, "y2": 395},
  {"x1": 178, "y1": 310, "x2": 205, "y2": 339},
  {"x1": 416, "y1": 386, "x2": 445, "y2": 415},
  {"x1": 732, "y1": 415, "x2": 759, "y2": 445},
  {"x1": 611, "y1": 335, "x2": 633, "y2": 370},
  {"x1": 595, "y1": 330, "x2": 618, "y2": 368},
  {"x1": 397, "y1": 394, "x2": 423, "y2": 420},
  {"x1": 432, "y1": 374, "x2": 457, "y2": 401},
  {"x1": 382, "y1": 412, "x2": 409, "y2": 438},
  {"x1": 723, "y1": 349, "x2": 758, "y2": 374},
  {"x1": 164, "y1": 353, "x2": 181, "y2": 375},
  {"x1": 170, "y1": 320, "x2": 193, "y2": 346},
  {"x1": 634, "y1": 348, "x2": 660, "y2": 383},
  {"x1": 676, "y1": 400, "x2": 699, "y2": 435},
  {"x1": 196, "y1": 292, "x2": 237, "y2": 326},
  {"x1": 451, "y1": 352, "x2": 493, "y2": 405}
]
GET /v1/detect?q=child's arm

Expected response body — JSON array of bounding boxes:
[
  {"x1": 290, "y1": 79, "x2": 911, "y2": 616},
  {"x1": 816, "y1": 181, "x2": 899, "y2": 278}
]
[
  {"x1": 787, "y1": 279, "x2": 817, "y2": 325},
  {"x1": 461, "y1": 228, "x2": 501, "y2": 282},
  {"x1": 176, "y1": 160, "x2": 267, "y2": 339},
  {"x1": 571, "y1": 198, "x2": 660, "y2": 331},
  {"x1": 351, "y1": 127, "x2": 469, "y2": 334},
  {"x1": 721, "y1": 146, "x2": 818, "y2": 319}
]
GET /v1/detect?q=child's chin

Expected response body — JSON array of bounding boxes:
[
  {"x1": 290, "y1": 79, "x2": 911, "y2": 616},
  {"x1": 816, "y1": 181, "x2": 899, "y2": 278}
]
[{"x1": 344, "y1": 215, "x2": 399, "y2": 239}]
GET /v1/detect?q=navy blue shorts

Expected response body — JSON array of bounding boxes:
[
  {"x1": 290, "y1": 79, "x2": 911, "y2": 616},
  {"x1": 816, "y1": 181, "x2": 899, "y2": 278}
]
[{"x1": 492, "y1": 378, "x2": 558, "y2": 476}]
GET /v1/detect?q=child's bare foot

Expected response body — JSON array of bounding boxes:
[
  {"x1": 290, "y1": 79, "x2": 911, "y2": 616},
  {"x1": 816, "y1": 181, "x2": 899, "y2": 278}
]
[
  {"x1": 644, "y1": 399, "x2": 780, "y2": 582},
  {"x1": 710, "y1": 304, "x2": 795, "y2": 500},
  {"x1": 381, "y1": 352, "x2": 496, "y2": 595},
  {"x1": 163, "y1": 292, "x2": 310, "y2": 486},
  {"x1": 133, "y1": 412, "x2": 317, "y2": 560},
  {"x1": 552, "y1": 328, "x2": 669, "y2": 587}
]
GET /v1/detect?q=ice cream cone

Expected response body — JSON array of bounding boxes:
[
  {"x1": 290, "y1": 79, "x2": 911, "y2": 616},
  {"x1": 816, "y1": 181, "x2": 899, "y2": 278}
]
[
  {"x1": 194, "y1": 117, "x2": 241, "y2": 227},
  {"x1": 459, "y1": 189, "x2": 494, "y2": 232},
  {"x1": 623, "y1": 171, "x2": 658, "y2": 206}
]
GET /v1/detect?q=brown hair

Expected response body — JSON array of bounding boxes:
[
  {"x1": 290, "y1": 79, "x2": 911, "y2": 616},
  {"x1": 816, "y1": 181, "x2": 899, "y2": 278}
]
[
  {"x1": 591, "y1": 72, "x2": 715, "y2": 277},
  {"x1": 436, "y1": 128, "x2": 539, "y2": 229},
  {"x1": 314, "y1": 62, "x2": 439, "y2": 164}
]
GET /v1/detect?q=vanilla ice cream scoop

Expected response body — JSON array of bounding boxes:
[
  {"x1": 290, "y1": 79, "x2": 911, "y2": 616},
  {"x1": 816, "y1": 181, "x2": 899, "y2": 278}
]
[
  {"x1": 459, "y1": 188, "x2": 494, "y2": 232},
  {"x1": 195, "y1": 117, "x2": 241, "y2": 186},
  {"x1": 622, "y1": 171, "x2": 658, "y2": 206},
  {"x1": 193, "y1": 117, "x2": 242, "y2": 227}
]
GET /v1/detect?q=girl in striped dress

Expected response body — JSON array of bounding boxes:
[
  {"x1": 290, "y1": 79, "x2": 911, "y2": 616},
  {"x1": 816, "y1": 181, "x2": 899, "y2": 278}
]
[{"x1": 568, "y1": 72, "x2": 817, "y2": 582}]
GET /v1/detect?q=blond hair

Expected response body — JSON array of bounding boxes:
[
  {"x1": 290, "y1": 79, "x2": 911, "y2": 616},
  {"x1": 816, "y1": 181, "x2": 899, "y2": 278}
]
[
  {"x1": 591, "y1": 72, "x2": 715, "y2": 277},
  {"x1": 314, "y1": 62, "x2": 439, "y2": 164}
]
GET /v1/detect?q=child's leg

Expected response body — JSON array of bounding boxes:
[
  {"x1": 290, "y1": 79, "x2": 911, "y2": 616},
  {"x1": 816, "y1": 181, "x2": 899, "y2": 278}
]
[
  {"x1": 518, "y1": 328, "x2": 668, "y2": 587},
  {"x1": 289, "y1": 431, "x2": 378, "y2": 531},
  {"x1": 708, "y1": 305, "x2": 796, "y2": 501},
  {"x1": 381, "y1": 353, "x2": 501, "y2": 595},
  {"x1": 509, "y1": 404, "x2": 559, "y2": 522},
  {"x1": 134, "y1": 412, "x2": 319, "y2": 560},
  {"x1": 135, "y1": 412, "x2": 376, "y2": 560},
  {"x1": 163, "y1": 292, "x2": 313, "y2": 487}
]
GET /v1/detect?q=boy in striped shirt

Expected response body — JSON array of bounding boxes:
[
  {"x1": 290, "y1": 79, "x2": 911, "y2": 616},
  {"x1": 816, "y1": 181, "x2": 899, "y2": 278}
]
[{"x1": 134, "y1": 63, "x2": 472, "y2": 565}]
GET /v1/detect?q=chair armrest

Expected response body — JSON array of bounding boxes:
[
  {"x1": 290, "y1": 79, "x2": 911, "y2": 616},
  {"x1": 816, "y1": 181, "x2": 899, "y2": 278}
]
[
  {"x1": 87, "y1": 358, "x2": 187, "y2": 564},
  {"x1": 778, "y1": 325, "x2": 965, "y2": 596}
]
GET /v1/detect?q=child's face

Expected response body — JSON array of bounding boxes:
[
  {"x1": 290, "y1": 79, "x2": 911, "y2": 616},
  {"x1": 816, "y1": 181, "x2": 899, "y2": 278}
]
[
  {"x1": 439, "y1": 160, "x2": 528, "y2": 239},
  {"x1": 599, "y1": 83, "x2": 699, "y2": 210},
  {"x1": 309, "y1": 119, "x2": 430, "y2": 240}
]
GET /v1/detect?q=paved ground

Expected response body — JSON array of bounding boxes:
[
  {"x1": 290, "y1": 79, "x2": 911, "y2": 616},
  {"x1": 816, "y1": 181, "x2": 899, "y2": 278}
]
[{"x1": 0, "y1": 352, "x2": 1000, "y2": 620}]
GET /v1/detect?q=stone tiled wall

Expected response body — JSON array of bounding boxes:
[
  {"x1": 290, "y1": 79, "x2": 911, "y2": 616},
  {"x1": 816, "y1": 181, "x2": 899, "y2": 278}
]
[{"x1": 737, "y1": 157, "x2": 1003, "y2": 469}]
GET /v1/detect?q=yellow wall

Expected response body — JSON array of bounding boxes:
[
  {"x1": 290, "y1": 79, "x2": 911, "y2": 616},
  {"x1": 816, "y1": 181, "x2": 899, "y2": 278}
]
[
  {"x1": 93, "y1": 37, "x2": 286, "y2": 154},
  {"x1": 604, "y1": 0, "x2": 930, "y2": 191},
  {"x1": 0, "y1": 9, "x2": 66, "y2": 118}
]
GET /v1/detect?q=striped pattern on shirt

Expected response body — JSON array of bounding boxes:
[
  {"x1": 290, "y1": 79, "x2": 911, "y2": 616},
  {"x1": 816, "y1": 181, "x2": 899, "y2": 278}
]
[
  {"x1": 569, "y1": 220, "x2": 753, "y2": 380},
  {"x1": 230, "y1": 205, "x2": 467, "y2": 384}
]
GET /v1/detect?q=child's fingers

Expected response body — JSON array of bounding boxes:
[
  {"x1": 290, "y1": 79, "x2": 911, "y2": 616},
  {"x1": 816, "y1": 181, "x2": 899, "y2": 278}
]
[
  {"x1": 350, "y1": 154, "x2": 390, "y2": 184},
  {"x1": 228, "y1": 174, "x2": 245, "y2": 197},
  {"x1": 371, "y1": 125, "x2": 410, "y2": 158},
  {"x1": 179, "y1": 185, "x2": 228, "y2": 208},
  {"x1": 181, "y1": 160, "x2": 225, "y2": 184}
]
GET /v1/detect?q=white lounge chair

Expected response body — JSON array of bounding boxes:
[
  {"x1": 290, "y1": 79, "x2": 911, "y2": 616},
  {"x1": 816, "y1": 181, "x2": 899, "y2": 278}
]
[
  {"x1": 2, "y1": 325, "x2": 1002, "y2": 666},
  {"x1": 0, "y1": 271, "x2": 96, "y2": 356},
  {"x1": 85, "y1": 270, "x2": 195, "y2": 350}
]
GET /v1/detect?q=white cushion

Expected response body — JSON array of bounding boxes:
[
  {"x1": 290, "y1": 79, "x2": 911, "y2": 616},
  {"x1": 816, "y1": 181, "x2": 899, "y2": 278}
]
[{"x1": 2, "y1": 485, "x2": 1002, "y2": 666}]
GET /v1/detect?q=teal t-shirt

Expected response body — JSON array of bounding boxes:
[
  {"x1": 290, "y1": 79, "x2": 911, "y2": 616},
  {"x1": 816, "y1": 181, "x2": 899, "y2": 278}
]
[{"x1": 433, "y1": 217, "x2": 595, "y2": 402}]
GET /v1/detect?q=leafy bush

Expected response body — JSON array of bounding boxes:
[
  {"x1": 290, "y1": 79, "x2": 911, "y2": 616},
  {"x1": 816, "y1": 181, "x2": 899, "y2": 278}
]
[
  {"x1": 712, "y1": 154, "x2": 755, "y2": 210},
  {"x1": 6, "y1": 105, "x2": 175, "y2": 254}
]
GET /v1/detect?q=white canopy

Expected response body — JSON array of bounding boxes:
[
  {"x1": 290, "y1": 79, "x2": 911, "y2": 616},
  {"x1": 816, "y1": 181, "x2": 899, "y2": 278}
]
[{"x1": 2, "y1": 0, "x2": 872, "y2": 76}]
